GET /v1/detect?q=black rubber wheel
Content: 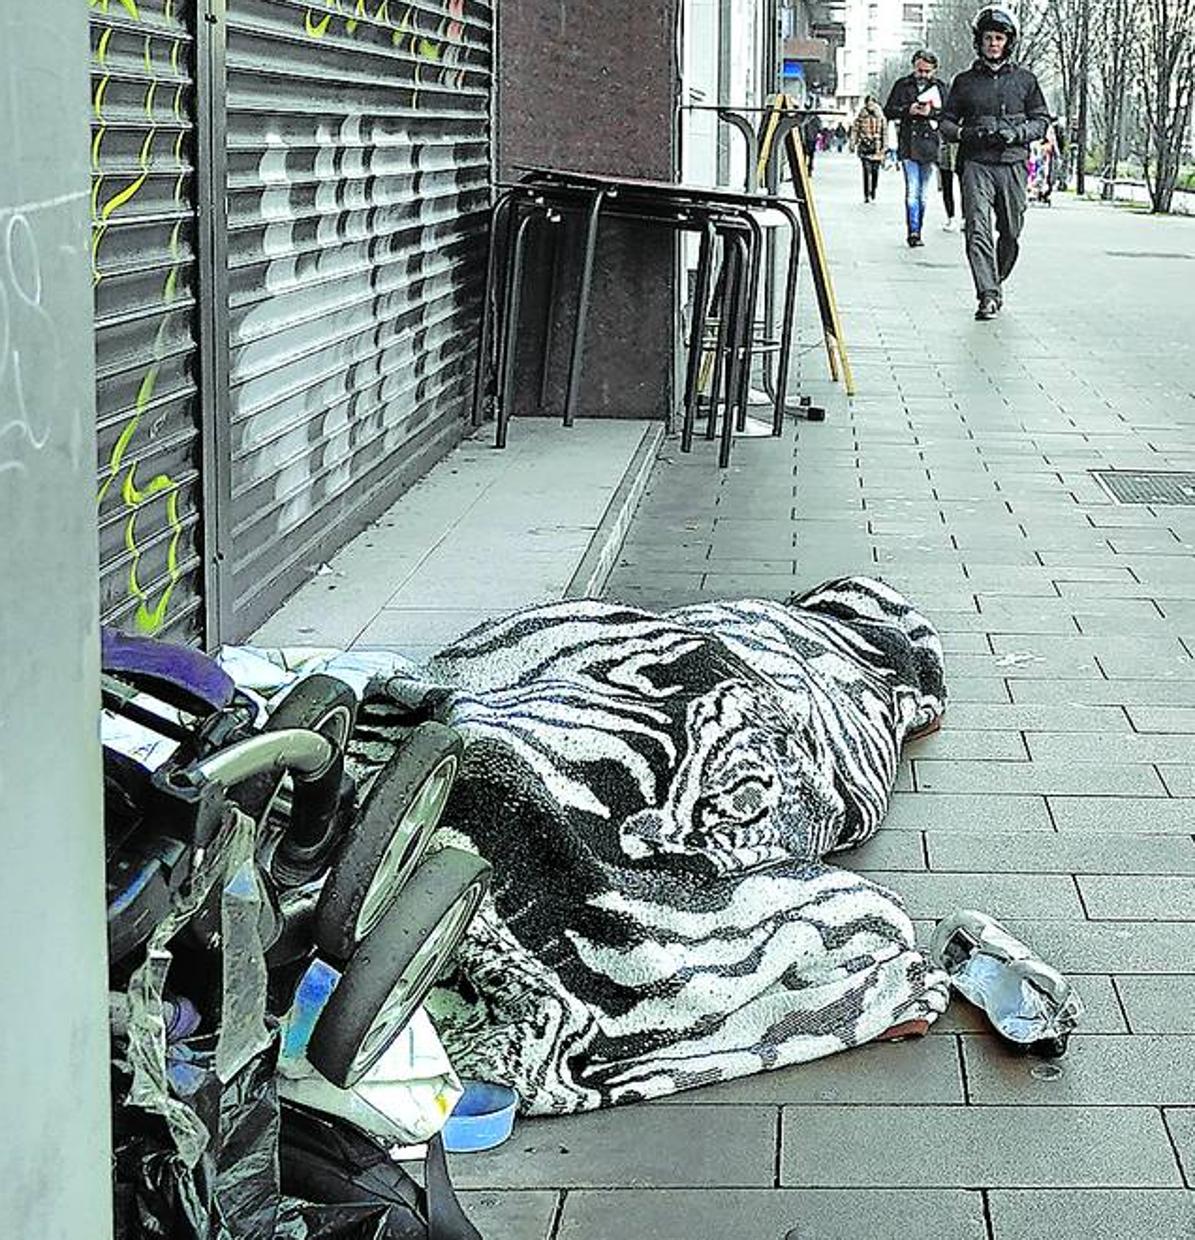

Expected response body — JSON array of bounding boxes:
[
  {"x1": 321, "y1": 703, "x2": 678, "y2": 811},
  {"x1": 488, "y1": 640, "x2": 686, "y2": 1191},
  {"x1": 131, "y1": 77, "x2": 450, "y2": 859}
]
[
  {"x1": 313, "y1": 721, "x2": 463, "y2": 963},
  {"x1": 259, "y1": 674, "x2": 358, "y2": 885},
  {"x1": 186, "y1": 674, "x2": 357, "y2": 951},
  {"x1": 306, "y1": 847, "x2": 490, "y2": 1088}
]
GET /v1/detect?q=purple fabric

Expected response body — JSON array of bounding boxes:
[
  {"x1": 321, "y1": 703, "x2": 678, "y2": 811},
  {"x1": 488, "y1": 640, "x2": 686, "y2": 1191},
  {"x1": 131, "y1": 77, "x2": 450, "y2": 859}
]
[{"x1": 101, "y1": 626, "x2": 236, "y2": 713}]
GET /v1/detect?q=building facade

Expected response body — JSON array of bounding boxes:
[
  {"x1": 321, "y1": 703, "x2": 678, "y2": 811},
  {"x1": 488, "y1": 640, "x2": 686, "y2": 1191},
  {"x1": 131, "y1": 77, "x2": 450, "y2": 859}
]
[{"x1": 835, "y1": 0, "x2": 933, "y2": 113}]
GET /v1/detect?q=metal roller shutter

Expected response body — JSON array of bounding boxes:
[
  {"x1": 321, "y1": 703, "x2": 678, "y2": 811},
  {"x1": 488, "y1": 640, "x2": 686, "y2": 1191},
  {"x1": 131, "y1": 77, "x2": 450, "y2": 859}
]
[
  {"x1": 224, "y1": 0, "x2": 493, "y2": 633},
  {"x1": 90, "y1": 0, "x2": 206, "y2": 643}
]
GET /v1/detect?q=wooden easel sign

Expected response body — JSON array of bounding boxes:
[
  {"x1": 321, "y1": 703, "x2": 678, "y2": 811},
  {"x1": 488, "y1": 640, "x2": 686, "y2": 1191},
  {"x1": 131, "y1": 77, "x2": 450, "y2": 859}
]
[{"x1": 766, "y1": 93, "x2": 856, "y2": 397}]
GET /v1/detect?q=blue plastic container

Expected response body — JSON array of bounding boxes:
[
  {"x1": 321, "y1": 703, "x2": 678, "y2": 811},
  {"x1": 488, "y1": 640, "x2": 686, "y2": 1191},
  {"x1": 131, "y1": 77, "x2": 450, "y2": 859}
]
[{"x1": 442, "y1": 1079, "x2": 518, "y2": 1152}]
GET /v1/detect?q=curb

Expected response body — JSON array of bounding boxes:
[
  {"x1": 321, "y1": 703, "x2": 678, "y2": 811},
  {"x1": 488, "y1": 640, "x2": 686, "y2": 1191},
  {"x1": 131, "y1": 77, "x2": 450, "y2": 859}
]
[{"x1": 564, "y1": 423, "x2": 665, "y2": 600}]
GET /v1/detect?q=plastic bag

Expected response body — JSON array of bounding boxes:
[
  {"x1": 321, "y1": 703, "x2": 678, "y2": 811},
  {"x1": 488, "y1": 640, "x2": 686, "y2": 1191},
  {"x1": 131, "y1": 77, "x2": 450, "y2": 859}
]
[
  {"x1": 278, "y1": 1104, "x2": 482, "y2": 1240},
  {"x1": 278, "y1": 960, "x2": 462, "y2": 1148},
  {"x1": 930, "y1": 909, "x2": 1084, "y2": 1056},
  {"x1": 113, "y1": 1031, "x2": 283, "y2": 1240}
]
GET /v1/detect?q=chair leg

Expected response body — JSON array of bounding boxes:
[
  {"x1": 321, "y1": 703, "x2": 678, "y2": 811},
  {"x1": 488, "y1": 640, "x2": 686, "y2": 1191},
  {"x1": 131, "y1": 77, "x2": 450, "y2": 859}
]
[
  {"x1": 538, "y1": 212, "x2": 563, "y2": 412},
  {"x1": 681, "y1": 221, "x2": 716, "y2": 454},
  {"x1": 471, "y1": 192, "x2": 516, "y2": 427},
  {"x1": 772, "y1": 204, "x2": 803, "y2": 436},
  {"x1": 719, "y1": 233, "x2": 749, "y2": 468},
  {"x1": 496, "y1": 210, "x2": 538, "y2": 450},
  {"x1": 563, "y1": 189, "x2": 606, "y2": 428},
  {"x1": 705, "y1": 252, "x2": 730, "y2": 442},
  {"x1": 734, "y1": 213, "x2": 763, "y2": 432}
]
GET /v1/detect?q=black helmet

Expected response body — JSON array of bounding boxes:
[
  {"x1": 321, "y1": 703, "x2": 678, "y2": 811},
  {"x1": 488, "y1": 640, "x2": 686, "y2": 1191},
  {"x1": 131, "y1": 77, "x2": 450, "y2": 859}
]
[{"x1": 972, "y1": 6, "x2": 1018, "y2": 58}]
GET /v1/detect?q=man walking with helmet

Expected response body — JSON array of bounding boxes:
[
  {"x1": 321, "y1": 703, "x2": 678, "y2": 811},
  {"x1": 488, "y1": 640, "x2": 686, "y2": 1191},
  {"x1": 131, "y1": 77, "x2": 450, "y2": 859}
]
[{"x1": 940, "y1": 6, "x2": 1051, "y2": 320}]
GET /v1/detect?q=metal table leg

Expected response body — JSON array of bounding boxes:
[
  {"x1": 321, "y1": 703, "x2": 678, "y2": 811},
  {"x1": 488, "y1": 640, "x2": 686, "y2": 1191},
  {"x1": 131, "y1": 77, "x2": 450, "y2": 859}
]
[
  {"x1": 681, "y1": 220, "x2": 716, "y2": 454},
  {"x1": 496, "y1": 206, "x2": 547, "y2": 449},
  {"x1": 562, "y1": 188, "x2": 608, "y2": 428},
  {"x1": 471, "y1": 190, "x2": 519, "y2": 427},
  {"x1": 719, "y1": 231, "x2": 751, "y2": 468}
]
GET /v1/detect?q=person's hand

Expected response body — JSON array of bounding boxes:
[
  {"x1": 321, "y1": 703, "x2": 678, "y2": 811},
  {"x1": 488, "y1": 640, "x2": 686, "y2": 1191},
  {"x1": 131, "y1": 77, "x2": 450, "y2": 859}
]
[
  {"x1": 910, "y1": 101, "x2": 931, "y2": 117},
  {"x1": 961, "y1": 122, "x2": 992, "y2": 148}
]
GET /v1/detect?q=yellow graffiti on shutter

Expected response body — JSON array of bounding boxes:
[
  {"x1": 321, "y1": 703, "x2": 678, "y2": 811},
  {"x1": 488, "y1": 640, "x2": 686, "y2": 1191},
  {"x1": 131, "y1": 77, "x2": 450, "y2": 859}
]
[{"x1": 92, "y1": 2, "x2": 187, "y2": 633}]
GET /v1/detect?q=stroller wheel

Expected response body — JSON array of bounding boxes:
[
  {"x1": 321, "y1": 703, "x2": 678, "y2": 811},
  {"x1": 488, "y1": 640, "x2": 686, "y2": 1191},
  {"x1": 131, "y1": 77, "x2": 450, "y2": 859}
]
[
  {"x1": 259, "y1": 675, "x2": 358, "y2": 887},
  {"x1": 306, "y1": 847, "x2": 490, "y2": 1088},
  {"x1": 313, "y1": 722, "x2": 462, "y2": 962}
]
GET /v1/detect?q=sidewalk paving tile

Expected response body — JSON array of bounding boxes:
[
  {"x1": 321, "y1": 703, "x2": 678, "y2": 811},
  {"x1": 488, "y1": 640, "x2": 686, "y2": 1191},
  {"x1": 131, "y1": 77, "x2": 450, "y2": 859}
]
[
  {"x1": 987, "y1": 1190, "x2": 1195, "y2": 1240},
  {"x1": 1076, "y1": 875, "x2": 1195, "y2": 920},
  {"x1": 1048, "y1": 797, "x2": 1195, "y2": 834},
  {"x1": 839, "y1": 830, "x2": 925, "y2": 870},
  {"x1": 927, "y1": 832, "x2": 1195, "y2": 875},
  {"x1": 934, "y1": 676, "x2": 1009, "y2": 702},
  {"x1": 1157, "y1": 766, "x2": 1195, "y2": 796},
  {"x1": 912, "y1": 760, "x2": 1167, "y2": 797},
  {"x1": 654, "y1": 1036, "x2": 963, "y2": 1106},
  {"x1": 1028, "y1": 732, "x2": 1195, "y2": 764},
  {"x1": 556, "y1": 1189, "x2": 988, "y2": 1240},
  {"x1": 1126, "y1": 706, "x2": 1195, "y2": 733},
  {"x1": 779, "y1": 1104, "x2": 1181, "y2": 1187},
  {"x1": 459, "y1": 1191, "x2": 559, "y2": 1240},
  {"x1": 899, "y1": 729, "x2": 1027, "y2": 761},
  {"x1": 448, "y1": 1106, "x2": 776, "y2": 1190},
  {"x1": 961, "y1": 1034, "x2": 1195, "y2": 1106},
  {"x1": 940, "y1": 704, "x2": 1128, "y2": 731},
  {"x1": 878, "y1": 869, "x2": 1084, "y2": 918},
  {"x1": 883, "y1": 792, "x2": 1052, "y2": 833},
  {"x1": 1163, "y1": 1108, "x2": 1195, "y2": 1182},
  {"x1": 1114, "y1": 976, "x2": 1195, "y2": 1034}
]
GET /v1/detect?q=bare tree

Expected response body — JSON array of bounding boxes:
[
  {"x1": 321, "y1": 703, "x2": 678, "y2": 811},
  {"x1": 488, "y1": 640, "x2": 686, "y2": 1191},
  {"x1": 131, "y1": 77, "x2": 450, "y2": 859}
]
[
  {"x1": 1135, "y1": 0, "x2": 1195, "y2": 212},
  {"x1": 1038, "y1": 0, "x2": 1088, "y2": 125},
  {"x1": 924, "y1": 0, "x2": 978, "y2": 79},
  {"x1": 920, "y1": 0, "x2": 1054, "y2": 85},
  {"x1": 1094, "y1": 0, "x2": 1133, "y2": 192}
]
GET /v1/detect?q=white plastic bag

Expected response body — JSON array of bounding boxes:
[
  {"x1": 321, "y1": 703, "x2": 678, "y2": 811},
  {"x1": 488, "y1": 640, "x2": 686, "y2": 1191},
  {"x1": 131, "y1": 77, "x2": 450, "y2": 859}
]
[{"x1": 277, "y1": 961, "x2": 462, "y2": 1148}]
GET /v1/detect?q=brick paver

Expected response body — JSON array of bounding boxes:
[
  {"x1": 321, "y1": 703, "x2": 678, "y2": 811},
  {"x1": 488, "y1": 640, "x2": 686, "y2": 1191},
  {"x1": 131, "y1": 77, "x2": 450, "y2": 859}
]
[{"x1": 460, "y1": 156, "x2": 1195, "y2": 1238}]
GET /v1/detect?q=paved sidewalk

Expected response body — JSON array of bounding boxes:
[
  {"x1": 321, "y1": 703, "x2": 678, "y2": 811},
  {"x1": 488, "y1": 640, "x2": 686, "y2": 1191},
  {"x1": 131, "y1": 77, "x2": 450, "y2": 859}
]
[
  {"x1": 457, "y1": 158, "x2": 1195, "y2": 1238},
  {"x1": 252, "y1": 419, "x2": 659, "y2": 662}
]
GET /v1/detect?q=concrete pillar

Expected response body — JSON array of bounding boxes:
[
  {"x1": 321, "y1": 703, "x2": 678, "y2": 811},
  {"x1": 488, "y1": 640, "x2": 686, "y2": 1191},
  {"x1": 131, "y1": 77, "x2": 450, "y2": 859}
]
[{"x1": 0, "y1": 0, "x2": 112, "y2": 1235}]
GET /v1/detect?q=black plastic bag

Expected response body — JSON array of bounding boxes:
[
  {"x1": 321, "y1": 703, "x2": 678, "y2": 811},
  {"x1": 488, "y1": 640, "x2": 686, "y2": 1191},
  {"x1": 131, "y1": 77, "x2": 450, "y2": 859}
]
[
  {"x1": 278, "y1": 1103, "x2": 482, "y2": 1240},
  {"x1": 114, "y1": 1044, "x2": 483, "y2": 1239},
  {"x1": 113, "y1": 1033, "x2": 283, "y2": 1240}
]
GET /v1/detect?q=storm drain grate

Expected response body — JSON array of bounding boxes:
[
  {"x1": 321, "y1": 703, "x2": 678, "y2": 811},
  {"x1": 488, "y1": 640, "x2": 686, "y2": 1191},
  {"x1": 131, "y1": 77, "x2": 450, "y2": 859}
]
[{"x1": 1092, "y1": 470, "x2": 1195, "y2": 505}]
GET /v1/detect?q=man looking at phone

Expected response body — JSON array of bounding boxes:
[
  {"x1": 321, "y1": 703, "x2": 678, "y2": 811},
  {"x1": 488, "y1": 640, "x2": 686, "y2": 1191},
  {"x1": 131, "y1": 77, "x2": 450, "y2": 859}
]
[
  {"x1": 884, "y1": 49, "x2": 949, "y2": 248},
  {"x1": 940, "y1": 6, "x2": 1051, "y2": 320}
]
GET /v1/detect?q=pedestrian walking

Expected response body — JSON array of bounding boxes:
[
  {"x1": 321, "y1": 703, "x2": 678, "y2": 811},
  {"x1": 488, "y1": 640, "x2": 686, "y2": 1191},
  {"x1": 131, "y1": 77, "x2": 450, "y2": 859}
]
[
  {"x1": 940, "y1": 6, "x2": 1050, "y2": 320},
  {"x1": 801, "y1": 110, "x2": 823, "y2": 177},
  {"x1": 850, "y1": 96, "x2": 886, "y2": 203},
  {"x1": 938, "y1": 133, "x2": 960, "y2": 230},
  {"x1": 883, "y1": 49, "x2": 950, "y2": 248},
  {"x1": 834, "y1": 122, "x2": 848, "y2": 153}
]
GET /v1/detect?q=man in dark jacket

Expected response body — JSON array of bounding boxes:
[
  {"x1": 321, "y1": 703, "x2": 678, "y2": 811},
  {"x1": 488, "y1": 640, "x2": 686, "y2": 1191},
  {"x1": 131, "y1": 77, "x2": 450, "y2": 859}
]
[
  {"x1": 940, "y1": 5, "x2": 1050, "y2": 319},
  {"x1": 884, "y1": 49, "x2": 950, "y2": 247}
]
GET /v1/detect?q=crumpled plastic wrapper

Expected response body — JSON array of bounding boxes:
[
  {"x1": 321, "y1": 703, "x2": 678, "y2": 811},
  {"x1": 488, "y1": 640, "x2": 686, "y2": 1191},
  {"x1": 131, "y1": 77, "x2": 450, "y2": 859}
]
[
  {"x1": 123, "y1": 805, "x2": 272, "y2": 1168},
  {"x1": 930, "y1": 908, "x2": 1084, "y2": 1053},
  {"x1": 278, "y1": 959, "x2": 462, "y2": 1149}
]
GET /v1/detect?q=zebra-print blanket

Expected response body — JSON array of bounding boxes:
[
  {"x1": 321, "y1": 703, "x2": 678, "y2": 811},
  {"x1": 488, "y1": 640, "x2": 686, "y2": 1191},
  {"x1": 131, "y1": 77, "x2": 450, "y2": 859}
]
[{"x1": 355, "y1": 576, "x2": 951, "y2": 1115}]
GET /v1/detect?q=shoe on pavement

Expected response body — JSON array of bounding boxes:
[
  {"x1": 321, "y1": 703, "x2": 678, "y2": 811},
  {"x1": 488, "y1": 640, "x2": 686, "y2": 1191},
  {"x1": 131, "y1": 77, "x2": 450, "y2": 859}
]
[
  {"x1": 907, "y1": 233, "x2": 923, "y2": 247},
  {"x1": 942, "y1": 218, "x2": 956, "y2": 232},
  {"x1": 975, "y1": 295, "x2": 1000, "y2": 321}
]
